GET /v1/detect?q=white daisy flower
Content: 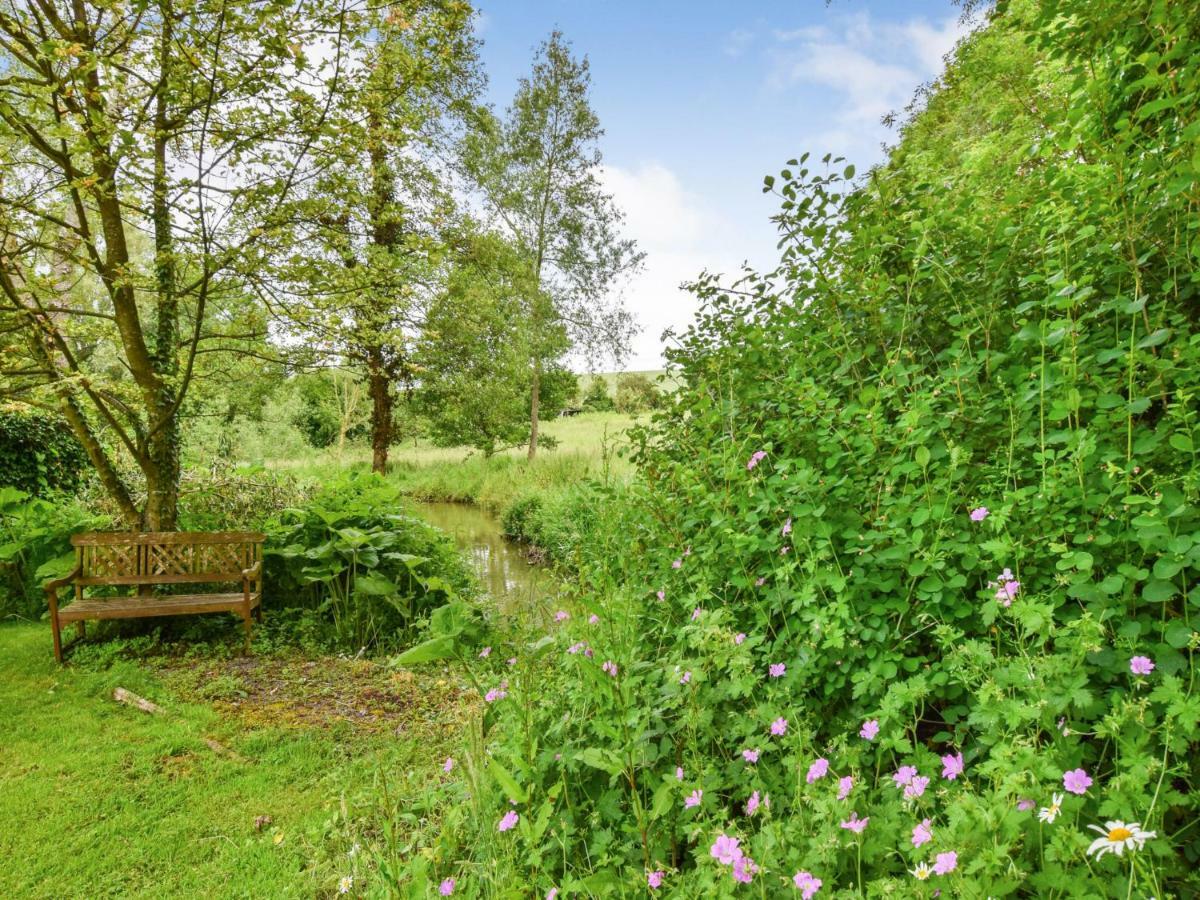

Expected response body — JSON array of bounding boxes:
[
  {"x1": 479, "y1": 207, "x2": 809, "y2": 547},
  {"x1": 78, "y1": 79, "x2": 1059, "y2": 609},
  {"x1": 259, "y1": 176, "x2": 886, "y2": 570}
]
[
  {"x1": 1086, "y1": 821, "x2": 1156, "y2": 859},
  {"x1": 911, "y1": 862, "x2": 933, "y2": 880},
  {"x1": 1038, "y1": 793, "x2": 1063, "y2": 824},
  {"x1": 338, "y1": 875, "x2": 354, "y2": 894}
]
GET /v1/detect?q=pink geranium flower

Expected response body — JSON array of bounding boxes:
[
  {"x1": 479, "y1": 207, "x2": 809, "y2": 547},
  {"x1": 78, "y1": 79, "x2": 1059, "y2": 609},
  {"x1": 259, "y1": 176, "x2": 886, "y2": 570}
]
[
  {"x1": 837, "y1": 776, "x2": 854, "y2": 800},
  {"x1": 647, "y1": 870, "x2": 664, "y2": 889},
  {"x1": 731, "y1": 856, "x2": 758, "y2": 884},
  {"x1": 601, "y1": 660, "x2": 618, "y2": 677},
  {"x1": 1130, "y1": 655, "x2": 1155, "y2": 675},
  {"x1": 893, "y1": 765, "x2": 918, "y2": 787},
  {"x1": 840, "y1": 812, "x2": 869, "y2": 834},
  {"x1": 1063, "y1": 768, "x2": 1092, "y2": 795},
  {"x1": 769, "y1": 662, "x2": 786, "y2": 678},
  {"x1": 782, "y1": 517, "x2": 793, "y2": 536},
  {"x1": 745, "y1": 790, "x2": 763, "y2": 816},
  {"x1": 679, "y1": 670, "x2": 692, "y2": 685},
  {"x1": 684, "y1": 789, "x2": 703, "y2": 809},
  {"x1": 675, "y1": 766, "x2": 684, "y2": 781},
  {"x1": 969, "y1": 507, "x2": 989, "y2": 522},
  {"x1": 904, "y1": 776, "x2": 930, "y2": 800},
  {"x1": 735, "y1": 633, "x2": 747, "y2": 645},
  {"x1": 806, "y1": 758, "x2": 829, "y2": 783},
  {"x1": 743, "y1": 748, "x2": 760, "y2": 763},
  {"x1": 554, "y1": 610, "x2": 569, "y2": 622},
  {"x1": 933, "y1": 851, "x2": 958, "y2": 875},
  {"x1": 912, "y1": 818, "x2": 933, "y2": 847},
  {"x1": 672, "y1": 558, "x2": 682, "y2": 569},
  {"x1": 770, "y1": 717, "x2": 788, "y2": 736},
  {"x1": 859, "y1": 719, "x2": 879, "y2": 740},
  {"x1": 443, "y1": 757, "x2": 454, "y2": 773},
  {"x1": 747, "y1": 450, "x2": 767, "y2": 470},
  {"x1": 1017, "y1": 798, "x2": 1035, "y2": 811},
  {"x1": 478, "y1": 646, "x2": 491, "y2": 658},
  {"x1": 439, "y1": 878, "x2": 455, "y2": 895},
  {"x1": 941, "y1": 751, "x2": 964, "y2": 780},
  {"x1": 988, "y1": 567, "x2": 1020, "y2": 606},
  {"x1": 497, "y1": 811, "x2": 518, "y2": 832},
  {"x1": 710, "y1": 833, "x2": 742, "y2": 865},
  {"x1": 588, "y1": 613, "x2": 599, "y2": 624},
  {"x1": 656, "y1": 590, "x2": 665, "y2": 602},
  {"x1": 793, "y1": 871, "x2": 822, "y2": 898},
  {"x1": 691, "y1": 607, "x2": 702, "y2": 620}
]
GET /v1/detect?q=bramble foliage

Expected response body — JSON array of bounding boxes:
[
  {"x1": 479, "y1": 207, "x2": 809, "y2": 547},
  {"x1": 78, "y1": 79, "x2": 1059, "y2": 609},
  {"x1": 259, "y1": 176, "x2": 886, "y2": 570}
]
[
  {"x1": 0, "y1": 407, "x2": 89, "y2": 497},
  {"x1": 408, "y1": 1, "x2": 1200, "y2": 895}
]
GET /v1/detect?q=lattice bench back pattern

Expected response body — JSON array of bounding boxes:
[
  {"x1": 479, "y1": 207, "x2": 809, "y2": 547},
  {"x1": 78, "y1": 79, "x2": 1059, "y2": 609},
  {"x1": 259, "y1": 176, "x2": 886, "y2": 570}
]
[{"x1": 45, "y1": 531, "x2": 265, "y2": 663}]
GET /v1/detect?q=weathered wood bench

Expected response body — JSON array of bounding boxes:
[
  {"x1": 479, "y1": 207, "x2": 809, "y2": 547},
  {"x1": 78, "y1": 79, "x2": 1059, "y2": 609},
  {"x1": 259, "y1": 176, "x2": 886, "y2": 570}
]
[{"x1": 45, "y1": 531, "x2": 265, "y2": 663}]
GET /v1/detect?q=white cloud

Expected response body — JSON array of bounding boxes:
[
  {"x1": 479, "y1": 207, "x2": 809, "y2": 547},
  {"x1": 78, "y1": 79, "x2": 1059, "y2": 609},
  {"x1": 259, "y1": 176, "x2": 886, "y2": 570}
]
[{"x1": 598, "y1": 162, "x2": 739, "y2": 370}]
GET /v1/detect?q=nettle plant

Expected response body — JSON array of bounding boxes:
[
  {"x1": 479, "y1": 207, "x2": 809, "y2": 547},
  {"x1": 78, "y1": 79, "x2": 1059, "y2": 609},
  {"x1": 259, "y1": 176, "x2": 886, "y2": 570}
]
[{"x1": 407, "y1": 2, "x2": 1200, "y2": 896}]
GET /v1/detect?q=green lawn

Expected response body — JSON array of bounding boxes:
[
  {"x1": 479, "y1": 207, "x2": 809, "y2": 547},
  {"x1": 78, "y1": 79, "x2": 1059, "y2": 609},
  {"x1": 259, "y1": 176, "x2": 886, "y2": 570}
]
[{"x1": 0, "y1": 622, "x2": 468, "y2": 898}]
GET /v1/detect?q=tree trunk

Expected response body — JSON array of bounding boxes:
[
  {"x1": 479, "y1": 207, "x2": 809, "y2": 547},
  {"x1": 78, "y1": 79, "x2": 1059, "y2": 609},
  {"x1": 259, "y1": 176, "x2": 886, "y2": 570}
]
[
  {"x1": 368, "y1": 348, "x2": 393, "y2": 474},
  {"x1": 528, "y1": 361, "x2": 541, "y2": 460}
]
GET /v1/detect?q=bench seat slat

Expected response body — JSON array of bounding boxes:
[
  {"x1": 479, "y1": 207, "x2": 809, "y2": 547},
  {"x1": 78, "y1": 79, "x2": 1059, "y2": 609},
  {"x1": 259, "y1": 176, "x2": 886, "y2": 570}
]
[{"x1": 58, "y1": 592, "x2": 261, "y2": 622}]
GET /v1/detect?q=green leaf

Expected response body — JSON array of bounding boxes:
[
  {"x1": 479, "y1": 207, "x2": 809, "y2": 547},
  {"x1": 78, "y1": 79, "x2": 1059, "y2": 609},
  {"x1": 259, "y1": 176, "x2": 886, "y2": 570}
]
[
  {"x1": 1142, "y1": 579, "x2": 1177, "y2": 603},
  {"x1": 489, "y1": 757, "x2": 527, "y2": 804},
  {"x1": 392, "y1": 636, "x2": 457, "y2": 666}
]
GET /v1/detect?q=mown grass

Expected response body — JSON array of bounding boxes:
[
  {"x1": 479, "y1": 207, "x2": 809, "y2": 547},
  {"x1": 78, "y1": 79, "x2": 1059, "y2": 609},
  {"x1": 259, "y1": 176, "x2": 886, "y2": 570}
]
[{"x1": 0, "y1": 622, "x2": 471, "y2": 898}]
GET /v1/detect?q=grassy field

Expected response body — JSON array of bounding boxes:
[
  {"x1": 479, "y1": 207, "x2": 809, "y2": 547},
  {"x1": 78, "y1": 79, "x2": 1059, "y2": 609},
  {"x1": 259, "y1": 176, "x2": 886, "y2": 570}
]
[{"x1": 0, "y1": 622, "x2": 471, "y2": 898}]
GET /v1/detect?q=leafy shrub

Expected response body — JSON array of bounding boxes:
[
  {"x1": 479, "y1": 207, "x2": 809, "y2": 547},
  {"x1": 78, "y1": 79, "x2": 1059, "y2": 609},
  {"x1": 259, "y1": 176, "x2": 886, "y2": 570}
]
[
  {"x1": 265, "y1": 471, "x2": 477, "y2": 650},
  {"x1": 0, "y1": 406, "x2": 89, "y2": 497},
  {"x1": 581, "y1": 377, "x2": 613, "y2": 412},
  {"x1": 177, "y1": 464, "x2": 313, "y2": 531},
  {"x1": 0, "y1": 487, "x2": 109, "y2": 619},
  {"x1": 405, "y1": 2, "x2": 1200, "y2": 896},
  {"x1": 613, "y1": 373, "x2": 662, "y2": 414}
]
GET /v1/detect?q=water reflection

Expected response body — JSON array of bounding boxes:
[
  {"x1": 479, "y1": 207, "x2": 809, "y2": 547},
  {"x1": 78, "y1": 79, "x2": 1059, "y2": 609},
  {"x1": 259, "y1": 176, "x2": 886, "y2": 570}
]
[{"x1": 412, "y1": 501, "x2": 555, "y2": 609}]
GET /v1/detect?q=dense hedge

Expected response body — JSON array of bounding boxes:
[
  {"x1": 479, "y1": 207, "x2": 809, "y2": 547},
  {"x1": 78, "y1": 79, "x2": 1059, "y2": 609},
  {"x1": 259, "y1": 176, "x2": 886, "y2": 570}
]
[
  {"x1": 411, "y1": 1, "x2": 1200, "y2": 896},
  {"x1": 0, "y1": 407, "x2": 88, "y2": 497}
]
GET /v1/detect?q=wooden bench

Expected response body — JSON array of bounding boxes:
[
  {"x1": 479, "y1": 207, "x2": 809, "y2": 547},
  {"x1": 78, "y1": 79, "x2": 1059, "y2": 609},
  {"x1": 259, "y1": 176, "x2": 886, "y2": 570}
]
[{"x1": 45, "y1": 531, "x2": 265, "y2": 663}]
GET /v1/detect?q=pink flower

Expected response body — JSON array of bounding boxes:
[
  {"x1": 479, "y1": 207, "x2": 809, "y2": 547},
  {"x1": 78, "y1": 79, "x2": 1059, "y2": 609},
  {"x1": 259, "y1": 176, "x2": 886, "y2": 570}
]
[
  {"x1": 782, "y1": 517, "x2": 793, "y2": 536},
  {"x1": 675, "y1": 766, "x2": 684, "y2": 781},
  {"x1": 656, "y1": 590, "x2": 665, "y2": 602},
  {"x1": 1017, "y1": 798, "x2": 1035, "y2": 812},
  {"x1": 684, "y1": 789, "x2": 703, "y2": 809},
  {"x1": 567, "y1": 641, "x2": 586, "y2": 654},
  {"x1": 793, "y1": 871, "x2": 822, "y2": 898},
  {"x1": 647, "y1": 870, "x2": 665, "y2": 889},
  {"x1": 747, "y1": 450, "x2": 767, "y2": 470},
  {"x1": 710, "y1": 833, "x2": 743, "y2": 865},
  {"x1": 770, "y1": 717, "x2": 788, "y2": 736},
  {"x1": 745, "y1": 790, "x2": 763, "y2": 816},
  {"x1": 837, "y1": 776, "x2": 853, "y2": 800},
  {"x1": 755, "y1": 577, "x2": 766, "y2": 587},
  {"x1": 443, "y1": 757, "x2": 454, "y2": 773},
  {"x1": 601, "y1": 660, "x2": 618, "y2": 677},
  {"x1": 672, "y1": 558, "x2": 682, "y2": 569},
  {"x1": 546, "y1": 890, "x2": 558, "y2": 900},
  {"x1": 484, "y1": 682, "x2": 508, "y2": 703},
  {"x1": 912, "y1": 818, "x2": 933, "y2": 847},
  {"x1": 806, "y1": 758, "x2": 829, "y2": 783},
  {"x1": 769, "y1": 662, "x2": 786, "y2": 678},
  {"x1": 969, "y1": 507, "x2": 989, "y2": 522},
  {"x1": 989, "y1": 568, "x2": 1020, "y2": 606},
  {"x1": 478, "y1": 646, "x2": 491, "y2": 658},
  {"x1": 507, "y1": 657, "x2": 517, "y2": 666},
  {"x1": 588, "y1": 614, "x2": 599, "y2": 624},
  {"x1": 679, "y1": 670, "x2": 692, "y2": 685},
  {"x1": 691, "y1": 607, "x2": 702, "y2": 620},
  {"x1": 584, "y1": 648, "x2": 593, "y2": 658},
  {"x1": 859, "y1": 719, "x2": 879, "y2": 740},
  {"x1": 743, "y1": 748, "x2": 760, "y2": 763},
  {"x1": 735, "y1": 633, "x2": 747, "y2": 645},
  {"x1": 439, "y1": 877, "x2": 455, "y2": 895},
  {"x1": 731, "y1": 856, "x2": 759, "y2": 884},
  {"x1": 1062, "y1": 768, "x2": 1092, "y2": 795},
  {"x1": 933, "y1": 851, "x2": 958, "y2": 875},
  {"x1": 554, "y1": 610, "x2": 569, "y2": 622},
  {"x1": 904, "y1": 776, "x2": 930, "y2": 800},
  {"x1": 840, "y1": 812, "x2": 869, "y2": 834},
  {"x1": 893, "y1": 766, "x2": 918, "y2": 787},
  {"x1": 1130, "y1": 655, "x2": 1155, "y2": 675},
  {"x1": 497, "y1": 810, "x2": 518, "y2": 832},
  {"x1": 941, "y1": 752, "x2": 964, "y2": 781}
]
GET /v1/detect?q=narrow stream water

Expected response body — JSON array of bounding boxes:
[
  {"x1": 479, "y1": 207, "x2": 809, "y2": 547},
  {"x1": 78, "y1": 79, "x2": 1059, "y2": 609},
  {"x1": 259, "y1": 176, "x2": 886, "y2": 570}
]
[{"x1": 412, "y1": 501, "x2": 558, "y2": 610}]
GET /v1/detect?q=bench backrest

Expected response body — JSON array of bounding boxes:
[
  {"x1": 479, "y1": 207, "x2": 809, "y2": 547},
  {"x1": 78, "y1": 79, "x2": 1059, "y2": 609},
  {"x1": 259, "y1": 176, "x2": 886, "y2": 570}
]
[{"x1": 71, "y1": 532, "x2": 265, "y2": 586}]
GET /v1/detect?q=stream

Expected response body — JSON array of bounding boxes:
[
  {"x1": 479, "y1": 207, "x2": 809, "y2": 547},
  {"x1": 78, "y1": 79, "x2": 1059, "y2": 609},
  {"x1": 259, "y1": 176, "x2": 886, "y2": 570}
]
[{"x1": 412, "y1": 501, "x2": 557, "y2": 609}]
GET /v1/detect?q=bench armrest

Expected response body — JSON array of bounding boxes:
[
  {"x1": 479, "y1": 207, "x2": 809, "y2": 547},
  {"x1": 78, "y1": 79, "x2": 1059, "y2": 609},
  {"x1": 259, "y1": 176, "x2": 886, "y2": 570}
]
[
  {"x1": 44, "y1": 562, "x2": 82, "y2": 612},
  {"x1": 241, "y1": 560, "x2": 262, "y2": 581}
]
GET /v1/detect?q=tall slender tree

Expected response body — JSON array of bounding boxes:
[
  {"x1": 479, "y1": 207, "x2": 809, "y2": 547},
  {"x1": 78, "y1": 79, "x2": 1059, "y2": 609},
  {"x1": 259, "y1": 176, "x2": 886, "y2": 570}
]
[
  {"x1": 0, "y1": 0, "x2": 360, "y2": 528},
  {"x1": 464, "y1": 31, "x2": 643, "y2": 458},
  {"x1": 268, "y1": 0, "x2": 482, "y2": 474}
]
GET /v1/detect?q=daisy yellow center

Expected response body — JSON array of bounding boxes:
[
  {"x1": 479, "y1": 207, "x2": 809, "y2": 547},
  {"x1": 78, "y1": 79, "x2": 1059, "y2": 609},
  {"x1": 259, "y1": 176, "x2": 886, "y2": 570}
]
[{"x1": 1107, "y1": 827, "x2": 1134, "y2": 842}]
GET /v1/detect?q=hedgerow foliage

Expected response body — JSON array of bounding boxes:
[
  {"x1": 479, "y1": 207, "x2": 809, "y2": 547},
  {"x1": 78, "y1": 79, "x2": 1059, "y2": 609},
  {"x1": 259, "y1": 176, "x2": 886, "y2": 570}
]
[
  {"x1": 0, "y1": 406, "x2": 88, "y2": 497},
  {"x1": 412, "y1": 1, "x2": 1200, "y2": 895}
]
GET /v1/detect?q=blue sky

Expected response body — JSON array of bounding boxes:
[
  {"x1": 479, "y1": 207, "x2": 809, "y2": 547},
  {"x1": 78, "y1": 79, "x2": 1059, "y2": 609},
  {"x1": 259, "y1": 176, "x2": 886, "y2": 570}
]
[{"x1": 473, "y1": 1, "x2": 973, "y2": 368}]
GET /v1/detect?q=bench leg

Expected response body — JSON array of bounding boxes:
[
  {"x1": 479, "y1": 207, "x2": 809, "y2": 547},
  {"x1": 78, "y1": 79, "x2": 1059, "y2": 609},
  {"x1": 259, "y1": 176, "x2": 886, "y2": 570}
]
[
  {"x1": 51, "y1": 614, "x2": 63, "y2": 665},
  {"x1": 241, "y1": 610, "x2": 252, "y2": 654},
  {"x1": 254, "y1": 604, "x2": 263, "y2": 624},
  {"x1": 76, "y1": 621, "x2": 85, "y2": 640}
]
